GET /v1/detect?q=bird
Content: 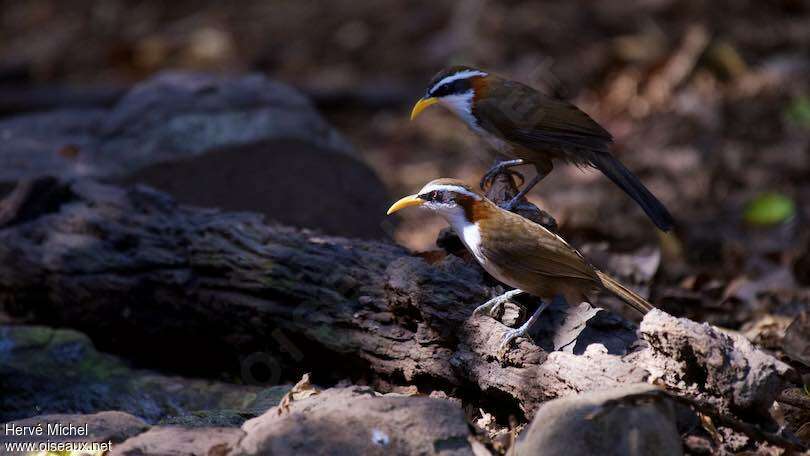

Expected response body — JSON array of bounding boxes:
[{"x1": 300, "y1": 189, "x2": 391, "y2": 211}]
[
  {"x1": 410, "y1": 65, "x2": 675, "y2": 231},
  {"x1": 386, "y1": 178, "x2": 655, "y2": 353}
]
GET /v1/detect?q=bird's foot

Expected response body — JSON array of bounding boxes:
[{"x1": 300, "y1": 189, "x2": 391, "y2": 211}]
[
  {"x1": 496, "y1": 298, "x2": 551, "y2": 358},
  {"x1": 480, "y1": 168, "x2": 524, "y2": 191},
  {"x1": 497, "y1": 173, "x2": 545, "y2": 213},
  {"x1": 479, "y1": 160, "x2": 525, "y2": 190},
  {"x1": 473, "y1": 289, "x2": 523, "y2": 318},
  {"x1": 498, "y1": 325, "x2": 531, "y2": 357},
  {"x1": 499, "y1": 196, "x2": 521, "y2": 212}
]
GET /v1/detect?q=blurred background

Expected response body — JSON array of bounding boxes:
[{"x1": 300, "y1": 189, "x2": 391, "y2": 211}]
[
  {"x1": 1, "y1": 2, "x2": 810, "y2": 449},
  {"x1": 1, "y1": 0, "x2": 808, "y2": 324}
]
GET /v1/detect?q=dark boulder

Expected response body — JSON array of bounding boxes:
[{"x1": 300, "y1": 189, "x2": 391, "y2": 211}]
[{"x1": 0, "y1": 72, "x2": 389, "y2": 238}]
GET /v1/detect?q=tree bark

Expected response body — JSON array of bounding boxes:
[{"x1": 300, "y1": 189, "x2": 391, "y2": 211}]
[
  {"x1": 0, "y1": 174, "x2": 796, "y2": 447},
  {"x1": 0, "y1": 175, "x2": 647, "y2": 419}
]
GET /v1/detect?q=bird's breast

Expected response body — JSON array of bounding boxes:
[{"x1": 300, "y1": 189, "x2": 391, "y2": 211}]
[
  {"x1": 454, "y1": 220, "x2": 523, "y2": 289},
  {"x1": 479, "y1": 131, "x2": 514, "y2": 155},
  {"x1": 458, "y1": 222, "x2": 486, "y2": 265}
]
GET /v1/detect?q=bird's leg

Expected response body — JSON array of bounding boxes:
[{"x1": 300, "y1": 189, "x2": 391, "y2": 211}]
[
  {"x1": 500, "y1": 173, "x2": 543, "y2": 211},
  {"x1": 498, "y1": 294, "x2": 564, "y2": 355},
  {"x1": 473, "y1": 288, "x2": 524, "y2": 318},
  {"x1": 479, "y1": 159, "x2": 526, "y2": 190},
  {"x1": 500, "y1": 160, "x2": 553, "y2": 211}
]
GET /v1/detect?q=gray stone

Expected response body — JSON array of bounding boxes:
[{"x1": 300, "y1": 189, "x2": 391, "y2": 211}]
[
  {"x1": 0, "y1": 72, "x2": 388, "y2": 238},
  {"x1": 233, "y1": 386, "x2": 474, "y2": 456},
  {"x1": 0, "y1": 411, "x2": 148, "y2": 445},
  {"x1": 0, "y1": 325, "x2": 284, "y2": 424},
  {"x1": 110, "y1": 426, "x2": 244, "y2": 456},
  {"x1": 515, "y1": 384, "x2": 683, "y2": 456}
]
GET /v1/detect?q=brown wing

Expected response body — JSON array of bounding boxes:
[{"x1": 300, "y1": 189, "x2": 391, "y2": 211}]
[
  {"x1": 478, "y1": 210, "x2": 598, "y2": 284},
  {"x1": 474, "y1": 79, "x2": 612, "y2": 153}
]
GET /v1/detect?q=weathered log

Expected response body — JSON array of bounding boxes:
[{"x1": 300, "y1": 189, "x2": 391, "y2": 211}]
[
  {"x1": 0, "y1": 176, "x2": 639, "y2": 418},
  {"x1": 0, "y1": 177, "x2": 793, "y2": 432}
]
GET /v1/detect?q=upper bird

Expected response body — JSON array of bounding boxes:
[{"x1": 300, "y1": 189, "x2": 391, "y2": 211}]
[{"x1": 410, "y1": 65, "x2": 675, "y2": 231}]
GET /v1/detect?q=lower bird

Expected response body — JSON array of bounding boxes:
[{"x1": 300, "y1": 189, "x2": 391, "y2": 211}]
[
  {"x1": 410, "y1": 65, "x2": 674, "y2": 231},
  {"x1": 387, "y1": 178, "x2": 655, "y2": 352}
]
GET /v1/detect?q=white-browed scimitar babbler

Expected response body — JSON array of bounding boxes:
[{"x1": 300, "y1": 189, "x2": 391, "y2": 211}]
[
  {"x1": 387, "y1": 178, "x2": 655, "y2": 353},
  {"x1": 411, "y1": 66, "x2": 675, "y2": 231}
]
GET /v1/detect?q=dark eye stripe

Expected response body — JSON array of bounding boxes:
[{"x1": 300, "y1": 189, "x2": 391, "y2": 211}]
[
  {"x1": 421, "y1": 190, "x2": 449, "y2": 202},
  {"x1": 429, "y1": 79, "x2": 472, "y2": 98}
]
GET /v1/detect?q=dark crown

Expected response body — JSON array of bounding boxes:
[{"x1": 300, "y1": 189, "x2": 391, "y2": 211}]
[
  {"x1": 418, "y1": 178, "x2": 480, "y2": 204},
  {"x1": 426, "y1": 65, "x2": 482, "y2": 98}
]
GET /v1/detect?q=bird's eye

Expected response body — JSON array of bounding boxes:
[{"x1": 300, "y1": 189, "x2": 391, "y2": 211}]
[{"x1": 429, "y1": 191, "x2": 440, "y2": 201}]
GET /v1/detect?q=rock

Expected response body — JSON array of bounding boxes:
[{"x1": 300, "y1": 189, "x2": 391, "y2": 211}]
[
  {"x1": 0, "y1": 411, "x2": 148, "y2": 446},
  {"x1": 0, "y1": 325, "x2": 285, "y2": 423},
  {"x1": 514, "y1": 384, "x2": 682, "y2": 456},
  {"x1": 110, "y1": 426, "x2": 244, "y2": 456},
  {"x1": 233, "y1": 386, "x2": 474, "y2": 456},
  {"x1": 158, "y1": 410, "x2": 258, "y2": 429},
  {"x1": 639, "y1": 309, "x2": 792, "y2": 417},
  {"x1": 0, "y1": 109, "x2": 107, "y2": 196},
  {"x1": 2, "y1": 386, "x2": 474, "y2": 455},
  {"x1": 158, "y1": 385, "x2": 292, "y2": 428},
  {"x1": 0, "y1": 72, "x2": 389, "y2": 238}
]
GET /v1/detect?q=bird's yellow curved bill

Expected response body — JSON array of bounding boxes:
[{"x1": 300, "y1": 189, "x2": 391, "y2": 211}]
[
  {"x1": 386, "y1": 195, "x2": 423, "y2": 215},
  {"x1": 410, "y1": 97, "x2": 438, "y2": 120}
]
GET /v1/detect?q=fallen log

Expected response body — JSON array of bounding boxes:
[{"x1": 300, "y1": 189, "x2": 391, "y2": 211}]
[
  {"x1": 0, "y1": 175, "x2": 638, "y2": 417},
  {"x1": 0, "y1": 176, "x2": 792, "y2": 431}
]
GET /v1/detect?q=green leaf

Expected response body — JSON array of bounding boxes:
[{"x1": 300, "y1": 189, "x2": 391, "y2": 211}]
[
  {"x1": 786, "y1": 95, "x2": 810, "y2": 128},
  {"x1": 744, "y1": 192, "x2": 796, "y2": 226}
]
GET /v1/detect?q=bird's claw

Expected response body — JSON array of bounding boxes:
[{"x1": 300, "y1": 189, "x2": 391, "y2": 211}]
[
  {"x1": 472, "y1": 300, "x2": 502, "y2": 318},
  {"x1": 497, "y1": 327, "x2": 527, "y2": 358},
  {"x1": 479, "y1": 170, "x2": 496, "y2": 190},
  {"x1": 473, "y1": 289, "x2": 522, "y2": 319},
  {"x1": 480, "y1": 168, "x2": 524, "y2": 190},
  {"x1": 499, "y1": 196, "x2": 520, "y2": 212}
]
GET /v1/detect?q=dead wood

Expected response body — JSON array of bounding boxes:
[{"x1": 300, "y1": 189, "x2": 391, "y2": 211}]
[{"x1": 0, "y1": 175, "x2": 793, "y2": 437}]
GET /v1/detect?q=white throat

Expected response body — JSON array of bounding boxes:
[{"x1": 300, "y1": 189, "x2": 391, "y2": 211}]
[
  {"x1": 444, "y1": 212, "x2": 485, "y2": 264},
  {"x1": 440, "y1": 91, "x2": 481, "y2": 132}
]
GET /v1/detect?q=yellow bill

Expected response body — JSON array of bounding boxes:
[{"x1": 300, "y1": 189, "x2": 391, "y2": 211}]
[
  {"x1": 410, "y1": 97, "x2": 438, "y2": 120},
  {"x1": 386, "y1": 195, "x2": 423, "y2": 215}
]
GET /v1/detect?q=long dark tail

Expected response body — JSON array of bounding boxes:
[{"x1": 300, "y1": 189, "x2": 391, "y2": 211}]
[
  {"x1": 595, "y1": 270, "x2": 656, "y2": 315},
  {"x1": 589, "y1": 152, "x2": 674, "y2": 231}
]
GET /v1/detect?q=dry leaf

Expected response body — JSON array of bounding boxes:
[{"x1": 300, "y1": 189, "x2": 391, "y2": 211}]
[
  {"x1": 784, "y1": 311, "x2": 810, "y2": 366},
  {"x1": 699, "y1": 412, "x2": 723, "y2": 445},
  {"x1": 277, "y1": 373, "x2": 319, "y2": 415}
]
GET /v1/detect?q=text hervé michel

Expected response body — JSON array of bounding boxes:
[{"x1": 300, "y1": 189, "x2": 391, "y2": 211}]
[{"x1": 5, "y1": 422, "x2": 89, "y2": 437}]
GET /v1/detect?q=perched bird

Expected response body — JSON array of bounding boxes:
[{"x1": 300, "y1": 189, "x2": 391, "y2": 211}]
[
  {"x1": 387, "y1": 178, "x2": 655, "y2": 352},
  {"x1": 410, "y1": 66, "x2": 674, "y2": 231}
]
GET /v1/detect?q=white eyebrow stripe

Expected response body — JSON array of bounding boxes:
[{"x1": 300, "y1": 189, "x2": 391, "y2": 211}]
[
  {"x1": 420, "y1": 184, "x2": 481, "y2": 200},
  {"x1": 431, "y1": 70, "x2": 488, "y2": 93}
]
